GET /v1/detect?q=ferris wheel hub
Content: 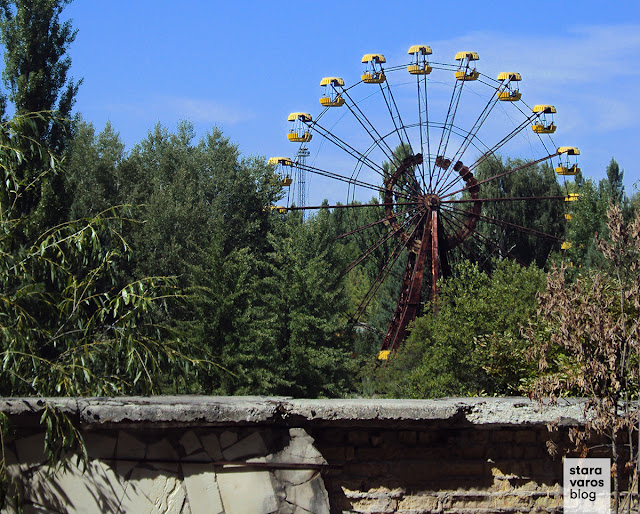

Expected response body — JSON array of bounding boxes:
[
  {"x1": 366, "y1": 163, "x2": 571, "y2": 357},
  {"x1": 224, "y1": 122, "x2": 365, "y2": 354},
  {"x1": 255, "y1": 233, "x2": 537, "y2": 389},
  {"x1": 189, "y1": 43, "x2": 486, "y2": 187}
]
[{"x1": 422, "y1": 194, "x2": 441, "y2": 210}]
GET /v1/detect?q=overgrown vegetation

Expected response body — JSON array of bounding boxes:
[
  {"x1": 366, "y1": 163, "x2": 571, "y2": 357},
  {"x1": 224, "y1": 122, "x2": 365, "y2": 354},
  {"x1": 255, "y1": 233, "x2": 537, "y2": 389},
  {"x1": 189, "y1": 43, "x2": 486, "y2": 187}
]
[{"x1": 0, "y1": 0, "x2": 638, "y2": 509}]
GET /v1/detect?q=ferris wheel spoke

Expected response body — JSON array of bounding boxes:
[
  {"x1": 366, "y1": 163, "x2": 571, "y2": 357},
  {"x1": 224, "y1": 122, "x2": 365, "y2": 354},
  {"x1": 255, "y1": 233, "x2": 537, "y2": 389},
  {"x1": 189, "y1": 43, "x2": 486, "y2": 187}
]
[
  {"x1": 435, "y1": 83, "x2": 507, "y2": 196},
  {"x1": 296, "y1": 163, "x2": 415, "y2": 200},
  {"x1": 442, "y1": 195, "x2": 565, "y2": 205},
  {"x1": 340, "y1": 88, "x2": 398, "y2": 163},
  {"x1": 436, "y1": 58, "x2": 479, "y2": 160},
  {"x1": 440, "y1": 152, "x2": 559, "y2": 200},
  {"x1": 434, "y1": 79, "x2": 463, "y2": 167},
  {"x1": 442, "y1": 210, "x2": 528, "y2": 267},
  {"x1": 342, "y1": 210, "x2": 423, "y2": 276},
  {"x1": 307, "y1": 120, "x2": 387, "y2": 176},
  {"x1": 379, "y1": 79, "x2": 413, "y2": 152},
  {"x1": 335, "y1": 206, "x2": 421, "y2": 240},
  {"x1": 285, "y1": 200, "x2": 419, "y2": 212},
  {"x1": 470, "y1": 116, "x2": 537, "y2": 171},
  {"x1": 351, "y1": 240, "x2": 404, "y2": 322},
  {"x1": 351, "y1": 214, "x2": 425, "y2": 321},
  {"x1": 446, "y1": 204, "x2": 563, "y2": 242},
  {"x1": 415, "y1": 73, "x2": 431, "y2": 192}
]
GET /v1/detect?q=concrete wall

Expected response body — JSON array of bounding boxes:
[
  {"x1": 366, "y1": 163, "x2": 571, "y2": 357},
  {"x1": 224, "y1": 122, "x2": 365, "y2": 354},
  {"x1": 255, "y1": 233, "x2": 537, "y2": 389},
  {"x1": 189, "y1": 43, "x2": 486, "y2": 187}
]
[{"x1": 0, "y1": 397, "x2": 628, "y2": 513}]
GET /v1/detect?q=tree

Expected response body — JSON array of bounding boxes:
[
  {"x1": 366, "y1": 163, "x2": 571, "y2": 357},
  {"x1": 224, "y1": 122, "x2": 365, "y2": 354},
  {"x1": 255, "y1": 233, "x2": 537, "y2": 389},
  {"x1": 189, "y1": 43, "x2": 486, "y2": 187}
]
[
  {"x1": 0, "y1": 114, "x2": 219, "y2": 507},
  {"x1": 526, "y1": 204, "x2": 639, "y2": 512},
  {"x1": 0, "y1": 0, "x2": 81, "y2": 229},
  {"x1": 473, "y1": 156, "x2": 565, "y2": 269},
  {"x1": 0, "y1": 0, "x2": 80, "y2": 151},
  {"x1": 564, "y1": 158, "x2": 630, "y2": 269},
  {"x1": 603, "y1": 158, "x2": 625, "y2": 206},
  {"x1": 372, "y1": 259, "x2": 546, "y2": 398},
  {"x1": 0, "y1": 114, "x2": 213, "y2": 397},
  {"x1": 66, "y1": 118, "x2": 126, "y2": 219}
]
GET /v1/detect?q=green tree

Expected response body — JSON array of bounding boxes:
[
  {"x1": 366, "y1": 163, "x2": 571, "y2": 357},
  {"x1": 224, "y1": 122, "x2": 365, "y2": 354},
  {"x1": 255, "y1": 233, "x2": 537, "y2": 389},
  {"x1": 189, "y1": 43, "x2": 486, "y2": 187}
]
[
  {"x1": 259, "y1": 209, "x2": 356, "y2": 397},
  {"x1": 66, "y1": 118, "x2": 126, "y2": 219},
  {"x1": 0, "y1": 114, "x2": 211, "y2": 397},
  {"x1": 0, "y1": 0, "x2": 81, "y2": 230},
  {"x1": 564, "y1": 158, "x2": 630, "y2": 268},
  {"x1": 603, "y1": 157, "x2": 625, "y2": 206},
  {"x1": 373, "y1": 259, "x2": 546, "y2": 397},
  {"x1": 473, "y1": 156, "x2": 565, "y2": 268},
  {"x1": 0, "y1": 0, "x2": 80, "y2": 151}
]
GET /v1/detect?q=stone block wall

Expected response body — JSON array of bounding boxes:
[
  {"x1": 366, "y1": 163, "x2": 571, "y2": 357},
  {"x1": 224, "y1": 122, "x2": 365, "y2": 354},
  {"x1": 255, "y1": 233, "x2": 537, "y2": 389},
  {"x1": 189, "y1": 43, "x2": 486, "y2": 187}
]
[
  {"x1": 314, "y1": 426, "x2": 566, "y2": 512},
  {"x1": 0, "y1": 397, "x2": 634, "y2": 513},
  {"x1": 2, "y1": 425, "x2": 330, "y2": 513}
]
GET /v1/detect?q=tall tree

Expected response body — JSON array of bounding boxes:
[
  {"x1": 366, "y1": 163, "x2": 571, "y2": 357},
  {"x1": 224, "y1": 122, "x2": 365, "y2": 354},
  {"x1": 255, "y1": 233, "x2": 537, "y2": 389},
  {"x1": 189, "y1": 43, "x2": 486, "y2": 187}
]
[
  {"x1": 0, "y1": 0, "x2": 80, "y2": 152},
  {"x1": 0, "y1": 0, "x2": 81, "y2": 228},
  {"x1": 473, "y1": 156, "x2": 565, "y2": 269},
  {"x1": 603, "y1": 158, "x2": 625, "y2": 206},
  {"x1": 564, "y1": 158, "x2": 630, "y2": 268}
]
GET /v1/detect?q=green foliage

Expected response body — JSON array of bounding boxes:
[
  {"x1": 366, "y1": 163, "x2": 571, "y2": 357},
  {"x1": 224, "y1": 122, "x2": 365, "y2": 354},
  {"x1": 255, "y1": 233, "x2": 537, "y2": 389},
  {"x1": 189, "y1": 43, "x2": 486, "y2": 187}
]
[
  {"x1": 0, "y1": 0, "x2": 81, "y2": 234},
  {"x1": 473, "y1": 156, "x2": 564, "y2": 268},
  {"x1": 65, "y1": 118, "x2": 125, "y2": 219},
  {"x1": 0, "y1": 0, "x2": 81, "y2": 152},
  {"x1": 193, "y1": 209, "x2": 358, "y2": 398},
  {"x1": 0, "y1": 115, "x2": 212, "y2": 397},
  {"x1": 564, "y1": 158, "x2": 630, "y2": 268},
  {"x1": 372, "y1": 259, "x2": 546, "y2": 397}
]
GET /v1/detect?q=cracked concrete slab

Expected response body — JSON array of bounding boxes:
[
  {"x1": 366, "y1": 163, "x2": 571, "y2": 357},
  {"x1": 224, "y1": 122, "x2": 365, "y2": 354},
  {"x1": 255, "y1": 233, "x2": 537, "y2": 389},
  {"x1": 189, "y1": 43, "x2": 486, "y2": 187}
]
[{"x1": 0, "y1": 396, "x2": 589, "y2": 429}]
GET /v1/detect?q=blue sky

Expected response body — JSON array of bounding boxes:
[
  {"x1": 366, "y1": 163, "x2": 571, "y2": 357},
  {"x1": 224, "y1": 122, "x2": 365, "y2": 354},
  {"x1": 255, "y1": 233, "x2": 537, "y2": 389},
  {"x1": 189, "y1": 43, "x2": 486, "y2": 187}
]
[{"x1": 60, "y1": 0, "x2": 639, "y2": 204}]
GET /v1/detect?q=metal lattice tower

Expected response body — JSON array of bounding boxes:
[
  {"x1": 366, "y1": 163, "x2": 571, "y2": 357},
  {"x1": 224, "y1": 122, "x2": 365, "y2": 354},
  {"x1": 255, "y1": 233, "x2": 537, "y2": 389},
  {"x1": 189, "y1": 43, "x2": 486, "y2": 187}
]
[{"x1": 295, "y1": 147, "x2": 309, "y2": 217}]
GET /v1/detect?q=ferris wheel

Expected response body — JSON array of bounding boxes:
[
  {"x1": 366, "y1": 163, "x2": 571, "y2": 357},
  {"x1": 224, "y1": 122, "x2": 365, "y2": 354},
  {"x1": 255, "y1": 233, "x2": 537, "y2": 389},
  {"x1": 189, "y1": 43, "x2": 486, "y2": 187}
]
[{"x1": 270, "y1": 46, "x2": 581, "y2": 358}]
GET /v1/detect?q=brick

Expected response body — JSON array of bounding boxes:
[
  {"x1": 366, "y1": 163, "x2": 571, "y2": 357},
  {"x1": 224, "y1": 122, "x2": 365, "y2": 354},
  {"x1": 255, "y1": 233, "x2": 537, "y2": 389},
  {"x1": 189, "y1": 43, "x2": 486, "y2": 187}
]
[
  {"x1": 388, "y1": 461, "x2": 442, "y2": 484},
  {"x1": 397, "y1": 431, "x2": 417, "y2": 444},
  {"x1": 398, "y1": 495, "x2": 439, "y2": 512},
  {"x1": 317, "y1": 429, "x2": 345, "y2": 444},
  {"x1": 370, "y1": 432, "x2": 384, "y2": 447},
  {"x1": 345, "y1": 446, "x2": 356, "y2": 461},
  {"x1": 417, "y1": 431, "x2": 436, "y2": 445},
  {"x1": 320, "y1": 446, "x2": 346, "y2": 463},
  {"x1": 348, "y1": 431, "x2": 370, "y2": 446},
  {"x1": 460, "y1": 445, "x2": 486, "y2": 460},
  {"x1": 439, "y1": 460, "x2": 486, "y2": 477},
  {"x1": 515, "y1": 430, "x2": 537, "y2": 444},
  {"x1": 350, "y1": 498, "x2": 397, "y2": 513},
  {"x1": 346, "y1": 461, "x2": 389, "y2": 478},
  {"x1": 510, "y1": 445, "x2": 525, "y2": 459},
  {"x1": 525, "y1": 446, "x2": 543, "y2": 459}
]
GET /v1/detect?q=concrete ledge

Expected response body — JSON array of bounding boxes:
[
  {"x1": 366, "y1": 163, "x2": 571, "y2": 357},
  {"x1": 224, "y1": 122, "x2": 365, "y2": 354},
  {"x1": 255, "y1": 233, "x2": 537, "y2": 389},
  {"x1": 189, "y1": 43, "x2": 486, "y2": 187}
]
[{"x1": 0, "y1": 396, "x2": 587, "y2": 428}]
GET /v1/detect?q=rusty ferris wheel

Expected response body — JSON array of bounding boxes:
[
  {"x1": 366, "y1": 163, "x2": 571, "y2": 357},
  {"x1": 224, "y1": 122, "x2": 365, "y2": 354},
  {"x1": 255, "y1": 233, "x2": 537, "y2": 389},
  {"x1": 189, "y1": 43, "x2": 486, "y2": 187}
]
[{"x1": 270, "y1": 46, "x2": 581, "y2": 359}]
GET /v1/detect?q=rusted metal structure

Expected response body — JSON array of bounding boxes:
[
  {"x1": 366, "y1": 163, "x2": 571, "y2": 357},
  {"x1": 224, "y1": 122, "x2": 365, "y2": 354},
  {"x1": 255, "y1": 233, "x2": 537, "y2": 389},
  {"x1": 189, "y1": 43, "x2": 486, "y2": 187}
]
[{"x1": 271, "y1": 47, "x2": 580, "y2": 357}]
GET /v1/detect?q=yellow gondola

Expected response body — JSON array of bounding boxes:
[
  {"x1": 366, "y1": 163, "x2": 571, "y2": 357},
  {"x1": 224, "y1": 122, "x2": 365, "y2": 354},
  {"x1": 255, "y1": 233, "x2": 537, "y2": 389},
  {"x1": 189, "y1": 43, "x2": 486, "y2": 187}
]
[
  {"x1": 565, "y1": 213, "x2": 573, "y2": 221},
  {"x1": 532, "y1": 105, "x2": 556, "y2": 133},
  {"x1": 267, "y1": 156, "x2": 292, "y2": 166},
  {"x1": 407, "y1": 45, "x2": 433, "y2": 75},
  {"x1": 561, "y1": 241, "x2": 572, "y2": 250},
  {"x1": 362, "y1": 54, "x2": 386, "y2": 83},
  {"x1": 267, "y1": 156, "x2": 293, "y2": 186},
  {"x1": 270, "y1": 206, "x2": 287, "y2": 214},
  {"x1": 565, "y1": 193, "x2": 580, "y2": 202},
  {"x1": 320, "y1": 77, "x2": 345, "y2": 107},
  {"x1": 287, "y1": 112, "x2": 313, "y2": 142},
  {"x1": 454, "y1": 51, "x2": 479, "y2": 81},
  {"x1": 497, "y1": 72, "x2": 522, "y2": 101},
  {"x1": 377, "y1": 350, "x2": 391, "y2": 361},
  {"x1": 556, "y1": 147, "x2": 581, "y2": 176}
]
